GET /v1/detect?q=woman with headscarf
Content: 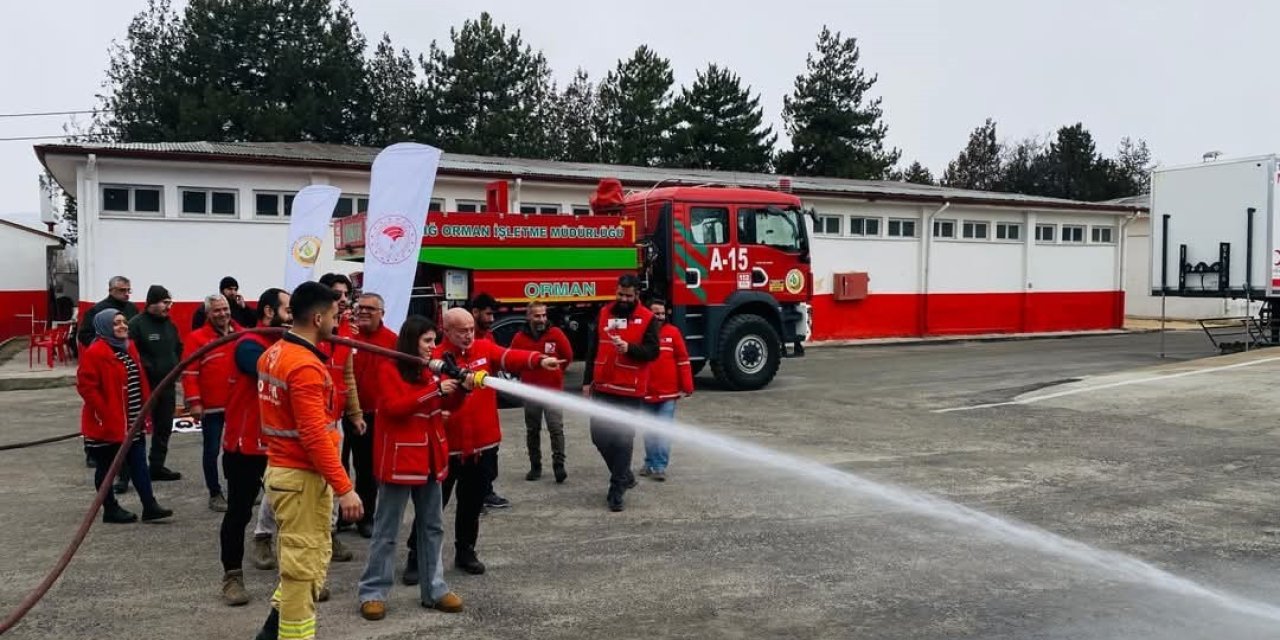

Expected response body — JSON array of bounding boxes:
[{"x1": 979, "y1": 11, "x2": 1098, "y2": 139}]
[{"x1": 78, "y1": 308, "x2": 174, "y2": 524}]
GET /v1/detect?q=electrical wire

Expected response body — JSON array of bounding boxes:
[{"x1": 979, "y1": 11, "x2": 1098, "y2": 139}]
[{"x1": 0, "y1": 109, "x2": 110, "y2": 118}]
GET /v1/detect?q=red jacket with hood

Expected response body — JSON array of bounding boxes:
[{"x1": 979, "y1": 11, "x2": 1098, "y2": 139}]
[
  {"x1": 645, "y1": 323, "x2": 695, "y2": 403},
  {"x1": 78, "y1": 339, "x2": 152, "y2": 442},
  {"x1": 432, "y1": 337, "x2": 547, "y2": 456},
  {"x1": 373, "y1": 359, "x2": 465, "y2": 484},
  {"x1": 180, "y1": 321, "x2": 241, "y2": 411}
]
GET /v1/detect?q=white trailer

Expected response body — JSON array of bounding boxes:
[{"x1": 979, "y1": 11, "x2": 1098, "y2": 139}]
[{"x1": 1149, "y1": 155, "x2": 1280, "y2": 348}]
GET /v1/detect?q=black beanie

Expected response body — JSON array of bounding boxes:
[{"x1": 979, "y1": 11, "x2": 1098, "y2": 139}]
[
  {"x1": 220, "y1": 276, "x2": 239, "y2": 290},
  {"x1": 147, "y1": 285, "x2": 171, "y2": 305}
]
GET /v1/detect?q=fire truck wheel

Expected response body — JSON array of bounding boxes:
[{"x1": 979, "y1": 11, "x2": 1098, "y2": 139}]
[{"x1": 710, "y1": 314, "x2": 781, "y2": 391}]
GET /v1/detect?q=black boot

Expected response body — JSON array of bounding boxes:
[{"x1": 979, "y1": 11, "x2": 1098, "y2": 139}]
[
  {"x1": 607, "y1": 486, "x2": 624, "y2": 512},
  {"x1": 525, "y1": 464, "x2": 541, "y2": 481},
  {"x1": 254, "y1": 608, "x2": 279, "y2": 640},
  {"x1": 553, "y1": 463, "x2": 567, "y2": 484},
  {"x1": 403, "y1": 551, "x2": 419, "y2": 586},
  {"x1": 142, "y1": 501, "x2": 173, "y2": 522},
  {"x1": 102, "y1": 503, "x2": 137, "y2": 524},
  {"x1": 455, "y1": 545, "x2": 485, "y2": 575}
]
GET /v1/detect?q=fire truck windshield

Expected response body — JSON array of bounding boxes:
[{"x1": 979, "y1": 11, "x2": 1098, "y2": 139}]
[{"x1": 738, "y1": 206, "x2": 805, "y2": 252}]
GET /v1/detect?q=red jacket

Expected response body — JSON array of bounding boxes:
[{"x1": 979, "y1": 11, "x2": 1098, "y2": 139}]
[
  {"x1": 509, "y1": 326, "x2": 573, "y2": 390},
  {"x1": 78, "y1": 339, "x2": 152, "y2": 443},
  {"x1": 319, "y1": 321, "x2": 357, "y2": 422},
  {"x1": 433, "y1": 337, "x2": 547, "y2": 456},
  {"x1": 352, "y1": 323, "x2": 398, "y2": 414},
  {"x1": 590, "y1": 304, "x2": 656, "y2": 398},
  {"x1": 180, "y1": 321, "x2": 240, "y2": 411},
  {"x1": 646, "y1": 323, "x2": 695, "y2": 403},
  {"x1": 373, "y1": 359, "x2": 464, "y2": 484},
  {"x1": 224, "y1": 333, "x2": 274, "y2": 456}
]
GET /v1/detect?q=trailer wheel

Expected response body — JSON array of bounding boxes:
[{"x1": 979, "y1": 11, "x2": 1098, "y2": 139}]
[{"x1": 710, "y1": 314, "x2": 780, "y2": 391}]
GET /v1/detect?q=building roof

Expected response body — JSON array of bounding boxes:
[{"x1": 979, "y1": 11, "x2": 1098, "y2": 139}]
[
  {"x1": 0, "y1": 218, "x2": 63, "y2": 244},
  {"x1": 34, "y1": 140, "x2": 1147, "y2": 214}
]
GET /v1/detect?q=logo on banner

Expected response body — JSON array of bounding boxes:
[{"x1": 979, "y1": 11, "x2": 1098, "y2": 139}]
[
  {"x1": 291, "y1": 235, "x2": 322, "y2": 267},
  {"x1": 368, "y1": 214, "x2": 419, "y2": 265},
  {"x1": 785, "y1": 268, "x2": 805, "y2": 294}
]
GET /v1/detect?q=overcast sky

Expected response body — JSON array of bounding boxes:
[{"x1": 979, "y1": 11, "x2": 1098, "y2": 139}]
[{"x1": 0, "y1": 0, "x2": 1273, "y2": 217}]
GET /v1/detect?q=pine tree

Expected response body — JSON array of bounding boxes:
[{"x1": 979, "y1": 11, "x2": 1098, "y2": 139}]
[
  {"x1": 93, "y1": 0, "x2": 373, "y2": 143},
  {"x1": 558, "y1": 69, "x2": 603, "y2": 163},
  {"x1": 663, "y1": 64, "x2": 775, "y2": 172},
  {"x1": 422, "y1": 12, "x2": 559, "y2": 158},
  {"x1": 889, "y1": 161, "x2": 936, "y2": 185},
  {"x1": 776, "y1": 26, "x2": 900, "y2": 179},
  {"x1": 596, "y1": 45, "x2": 675, "y2": 166},
  {"x1": 942, "y1": 118, "x2": 1002, "y2": 191},
  {"x1": 996, "y1": 136, "x2": 1049, "y2": 195},
  {"x1": 365, "y1": 34, "x2": 424, "y2": 146},
  {"x1": 1113, "y1": 137, "x2": 1153, "y2": 195}
]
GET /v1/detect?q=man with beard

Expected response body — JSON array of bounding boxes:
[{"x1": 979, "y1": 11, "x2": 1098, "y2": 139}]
[
  {"x1": 219, "y1": 288, "x2": 290, "y2": 606},
  {"x1": 192, "y1": 276, "x2": 257, "y2": 329},
  {"x1": 128, "y1": 285, "x2": 184, "y2": 482},
  {"x1": 510, "y1": 301, "x2": 573, "y2": 482},
  {"x1": 580, "y1": 274, "x2": 660, "y2": 512}
]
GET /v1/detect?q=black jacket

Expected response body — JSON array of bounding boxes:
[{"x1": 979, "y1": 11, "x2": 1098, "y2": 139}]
[
  {"x1": 77, "y1": 296, "x2": 139, "y2": 347},
  {"x1": 127, "y1": 312, "x2": 183, "y2": 380}
]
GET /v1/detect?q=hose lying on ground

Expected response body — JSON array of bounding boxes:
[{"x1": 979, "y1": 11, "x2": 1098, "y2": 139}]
[
  {"x1": 0, "y1": 328, "x2": 435, "y2": 636},
  {"x1": 0, "y1": 432, "x2": 81, "y2": 452}
]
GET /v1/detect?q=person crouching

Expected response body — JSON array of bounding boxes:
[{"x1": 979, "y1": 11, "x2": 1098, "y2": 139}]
[{"x1": 357, "y1": 316, "x2": 466, "y2": 619}]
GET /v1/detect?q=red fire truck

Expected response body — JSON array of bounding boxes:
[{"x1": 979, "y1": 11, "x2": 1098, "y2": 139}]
[{"x1": 333, "y1": 178, "x2": 813, "y2": 391}]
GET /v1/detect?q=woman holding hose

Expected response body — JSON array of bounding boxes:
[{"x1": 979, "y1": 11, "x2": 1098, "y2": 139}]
[{"x1": 77, "y1": 308, "x2": 173, "y2": 524}]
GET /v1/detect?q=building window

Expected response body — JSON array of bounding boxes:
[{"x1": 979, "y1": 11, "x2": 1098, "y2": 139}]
[
  {"x1": 689, "y1": 207, "x2": 729, "y2": 245},
  {"x1": 572, "y1": 205, "x2": 591, "y2": 215},
  {"x1": 933, "y1": 219, "x2": 955, "y2": 239},
  {"x1": 815, "y1": 215, "x2": 842, "y2": 236},
  {"x1": 995, "y1": 222, "x2": 1022, "y2": 241},
  {"x1": 333, "y1": 195, "x2": 370, "y2": 219},
  {"x1": 254, "y1": 191, "x2": 298, "y2": 218},
  {"x1": 429, "y1": 198, "x2": 443, "y2": 212},
  {"x1": 519, "y1": 203, "x2": 561, "y2": 214},
  {"x1": 887, "y1": 218, "x2": 917, "y2": 238},
  {"x1": 1062, "y1": 225, "x2": 1085, "y2": 243},
  {"x1": 849, "y1": 216, "x2": 881, "y2": 237},
  {"x1": 1091, "y1": 226, "x2": 1115, "y2": 243},
  {"x1": 456, "y1": 199, "x2": 487, "y2": 213},
  {"x1": 180, "y1": 188, "x2": 237, "y2": 216},
  {"x1": 1035, "y1": 224, "x2": 1056, "y2": 242},
  {"x1": 101, "y1": 185, "x2": 162, "y2": 216},
  {"x1": 961, "y1": 221, "x2": 989, "y2": 240}
]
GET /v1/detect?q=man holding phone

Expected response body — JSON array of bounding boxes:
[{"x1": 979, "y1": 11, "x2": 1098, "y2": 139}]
[{"x1": 581, "y1": 274, "x2": 660, "y2": 512}]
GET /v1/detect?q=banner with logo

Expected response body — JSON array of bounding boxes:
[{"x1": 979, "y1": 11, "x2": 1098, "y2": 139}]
[
  {"x1": 284, "y1": 185, "x2": 341, "y2": 290},
  {"x1": 362, "y1": 142, "x2": 442, "y2": 331}
]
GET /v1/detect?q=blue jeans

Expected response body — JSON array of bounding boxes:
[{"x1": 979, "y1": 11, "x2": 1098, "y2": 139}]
[
  {"x1": 201, "y1": 411, "x2": 225, "y2": 497},
  {"x1": 358, "y1": 481, "x2": 450, "y2": 605},
  {"x1": 643, "y1": 400, "x2": 676, "y2": 471},
  {"x1": 87, "y1": 437, "x2": 155, "y2": 510}
]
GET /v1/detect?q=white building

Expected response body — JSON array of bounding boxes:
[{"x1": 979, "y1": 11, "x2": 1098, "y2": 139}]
[
  {"x1": 36, "y1": 141, "x2": 1143, "y2": 341},
  {"x1": 0, "y1": 218, "x2": 66, "y2": 341}
]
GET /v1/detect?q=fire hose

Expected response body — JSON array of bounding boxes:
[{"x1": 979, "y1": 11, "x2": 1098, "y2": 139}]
[{"x1": 0, "y1": 327, "x2": 481, "y2": 636}]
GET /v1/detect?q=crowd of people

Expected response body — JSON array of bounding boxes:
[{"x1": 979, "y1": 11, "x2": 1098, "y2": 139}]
[{"x1": 74, "y1": 271, "x2": 694, "y2": 638}]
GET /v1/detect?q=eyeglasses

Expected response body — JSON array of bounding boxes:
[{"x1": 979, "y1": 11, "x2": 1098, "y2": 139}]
[
  {"x1": 112, "y1": 287, "x2": 132, "y2": 293},
  {"x1": 355, "y1": 304, "x2": 382, "y2": 313}
]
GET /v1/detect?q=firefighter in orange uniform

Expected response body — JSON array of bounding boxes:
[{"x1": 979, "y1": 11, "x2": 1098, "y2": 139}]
[{"x1": 253, "y1": 282, "x2": 362, "y2": 640}]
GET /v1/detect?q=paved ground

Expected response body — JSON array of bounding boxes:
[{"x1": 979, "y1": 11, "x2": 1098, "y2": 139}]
[{"x1": 4, "y1": 330, "x2": 1280, "y2": 639}]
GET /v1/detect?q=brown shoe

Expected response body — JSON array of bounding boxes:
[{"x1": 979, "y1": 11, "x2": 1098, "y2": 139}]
[
  {"x1": 331, "y1": 534, "x2": 353, "y2": 562},
  {"x1": 252, "y1": 536, "x2": 276, "y2": 571},
  {"x1": 430, "y1": 592, "x2": 463, "y2": 613},
  {"x1": 221, "y1": 570, "x2": 250, "y2": 606},
  {"x1": 360, "y1": 600, "x2": 386, "y2": 621}
]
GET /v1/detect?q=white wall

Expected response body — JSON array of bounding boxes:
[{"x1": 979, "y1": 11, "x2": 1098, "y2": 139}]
[
  {"x1": 0, "y1": 224, "x2": 55, "y2": 291},
  {"x1": 1124, "y1": 215, "x2": 1257, "y2": 318}
]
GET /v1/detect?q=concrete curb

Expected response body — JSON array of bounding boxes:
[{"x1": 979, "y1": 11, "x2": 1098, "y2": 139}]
[
  {"x1": 801, "y1": 328, "x2": 1187, "y2": 350},
  {"x1": 0, "y1": 375, "x2": 77, "y2": 392}
]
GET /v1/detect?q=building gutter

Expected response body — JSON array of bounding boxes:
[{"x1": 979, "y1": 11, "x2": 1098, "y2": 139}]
[{"x1": 919, "y1": 201, "x2": 951, "y2": 335}]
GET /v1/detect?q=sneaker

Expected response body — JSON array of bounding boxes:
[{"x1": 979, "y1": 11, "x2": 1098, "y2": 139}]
[
  {"x1": 638, "y1": 467, "x2": 652, "y2": 477},
  {"x1": 142, "y1": 503, "x2": 173, "y2": 522},
  {"x1": 651, "y1": 469, "x2": 666, "y2": 482},
  {"x1": 222, "y1": 570, "x2": 250, "y2": 606},
  {"x1": 208, "y1": 494, "x2": 228, "y2": 512},
  {"x1": 102, "y1": 505, "x2": 137, "y2": 524},
  {"x1": 151, "y1": 467, "x2": 182, "y2": 482},
  {"x1": 484, "y1": 493, "x2": 511, "y2": 509},
  {"x1": 252, "y1": 536, "x2": 276, "y2": 570},
  {"x1": 360, "y1": 600, "x2": 386, "y2": 621},
  {"x1": 429, "y1": 592, "x2": 463, "y2": 613},
  {"x1": 331, "y1": 533, "x2": 353, "y2": 562},
  {"x1": 553, "y1": 463, "x2": 567, "y2": 484}
]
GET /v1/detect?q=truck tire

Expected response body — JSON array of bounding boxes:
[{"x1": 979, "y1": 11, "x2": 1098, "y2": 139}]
[{"x1": 709, "y1": 314, "x2": 781, "y2": 391}]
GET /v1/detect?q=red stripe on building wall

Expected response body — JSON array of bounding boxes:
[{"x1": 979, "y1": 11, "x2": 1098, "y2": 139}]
[
  {"x1": 811, "y1": 291, "x2": 1124, "y2": 341},
  {"x1": 0, "y1": 290, "x2": 49, "y2": 341},
  {"x1": 78, "y1": 300, "x2": 202, "y2": 341}
]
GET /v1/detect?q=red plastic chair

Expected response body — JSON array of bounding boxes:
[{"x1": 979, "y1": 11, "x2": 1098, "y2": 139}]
[{"x1": 29, "y1": 329, "x2": 58, "y2": 369}]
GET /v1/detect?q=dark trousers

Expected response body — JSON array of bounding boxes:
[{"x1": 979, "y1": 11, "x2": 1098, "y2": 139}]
[
  {"x1": 524, "y1": 402, "x2": 565, "y2": 468},
  {"x1": 147, "y1": 380, "x2": 176, "y2": 471},
  {"x1": 344, "y1": 412, "x2": 377, "y2": 524},
  {"x1": 201, "y1": 412, "x2": 225, "y2": 496},
  {"x1": 219, "y1": 451, "x2": 268, "y2": 571},
  {"x1": 589, "y1": 392, "x2": 641, "y2": 492},
  {"x1": 410, "y1": 449, "x2": 497, "y2": 557},
  {"x1": 87, "y1": 439, "x2": 155, "y2": 510}
]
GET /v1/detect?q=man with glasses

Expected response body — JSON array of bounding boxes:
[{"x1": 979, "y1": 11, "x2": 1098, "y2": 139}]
[
  {"x1": 349, "y1": 292, "x2": 397, "y2": 538},
  {"x1": 128, "y1": 285, "x2": 184, "y2": 482},
  {"x1": 316, "y1": 273, "x2": 362, "y2": 561},
  {"x1": 78, "y1": 276, "x2": 138, "y2": 348}
]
